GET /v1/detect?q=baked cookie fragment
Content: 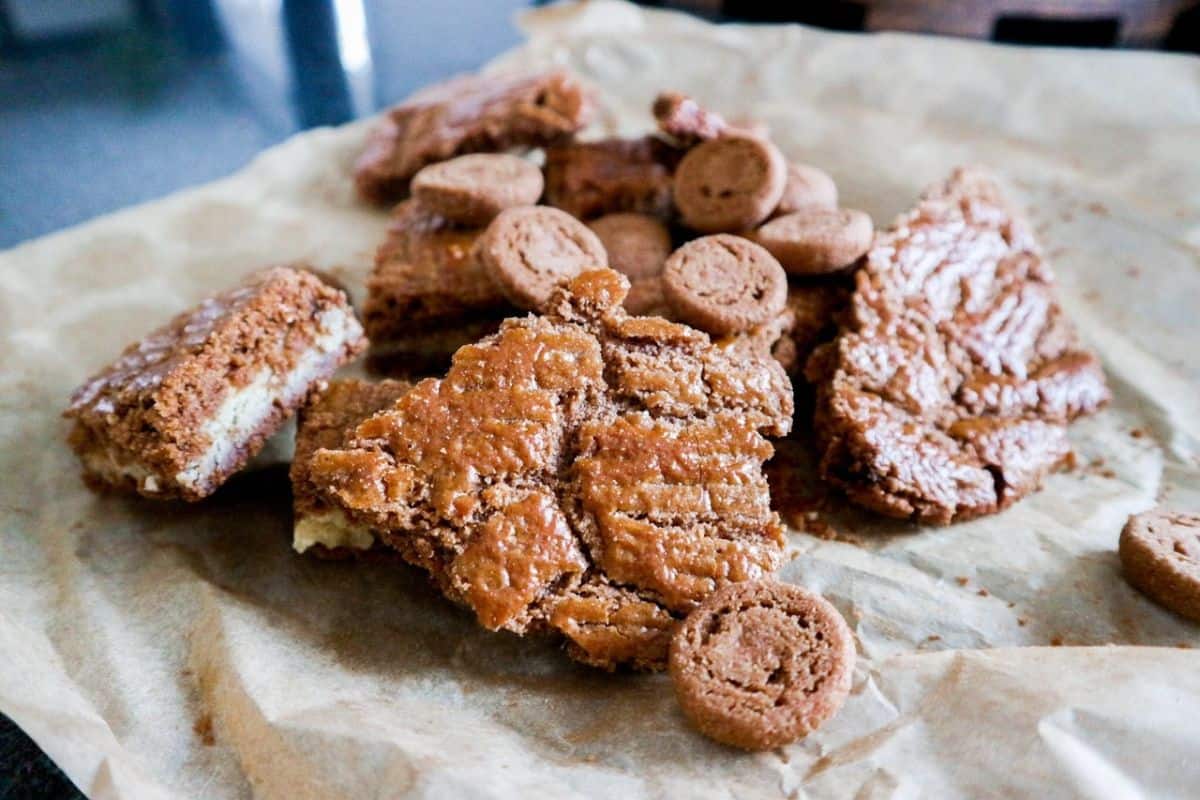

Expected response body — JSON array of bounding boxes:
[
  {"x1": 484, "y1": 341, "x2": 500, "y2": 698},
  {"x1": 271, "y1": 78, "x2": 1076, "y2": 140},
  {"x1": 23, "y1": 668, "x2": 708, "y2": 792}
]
[
  {"x1": 364, "y1": 199, "x2": 515, "y2": 374},
  {"x1": 771, "y1": 282, "x2": 851, "y2": 377},
  {"x1": 65, "y1": 267, "x2": 367, "y2": 501},
  {"x1": 310, "y1": 269, "x2": 794, "y2": 669},
  {"x1": 808, "y1": 167, "x2": 1110, "y2": 524},
  {"x1": 355, "y1": 69, "x2": 593, "y2": 205},
  {"x1": 291, "y1": 379, "x2": 412, "y2": 556},
  {"x1": 652, "y1": 91, "x2": 729, "y2": 146},
  {"x1": 543, "y1": 136, "x2": 681, "y2": 220}
]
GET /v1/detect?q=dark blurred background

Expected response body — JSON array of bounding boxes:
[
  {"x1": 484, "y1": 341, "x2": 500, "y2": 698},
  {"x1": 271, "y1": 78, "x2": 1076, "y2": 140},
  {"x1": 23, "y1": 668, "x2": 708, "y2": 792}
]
[
  {"x1": 1, "y1": 0, "x2": 1197, "y2": 795},
  {"x1": 1, "y1": 0, "x2": 1197, "y2": 251}
]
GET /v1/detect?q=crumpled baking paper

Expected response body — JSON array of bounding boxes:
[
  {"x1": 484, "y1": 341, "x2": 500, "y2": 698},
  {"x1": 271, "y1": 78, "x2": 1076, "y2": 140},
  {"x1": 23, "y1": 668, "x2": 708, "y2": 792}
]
[{"x1": 2, "y1": 2, "x2": 1199, "y2": 797}]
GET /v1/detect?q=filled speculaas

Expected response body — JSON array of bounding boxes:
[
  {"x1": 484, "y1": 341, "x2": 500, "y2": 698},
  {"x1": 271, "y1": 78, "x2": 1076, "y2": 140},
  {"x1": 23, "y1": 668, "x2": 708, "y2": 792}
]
[{"x1": 65, "y1": 267, "x2": 367, "y2": 501}]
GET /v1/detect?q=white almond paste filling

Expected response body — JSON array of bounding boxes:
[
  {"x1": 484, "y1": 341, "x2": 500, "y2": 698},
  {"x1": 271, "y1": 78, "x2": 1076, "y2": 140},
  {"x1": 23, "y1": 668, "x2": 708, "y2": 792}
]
[{"x1": 292, "y1": 509, "x2": 375, "y2": 554}]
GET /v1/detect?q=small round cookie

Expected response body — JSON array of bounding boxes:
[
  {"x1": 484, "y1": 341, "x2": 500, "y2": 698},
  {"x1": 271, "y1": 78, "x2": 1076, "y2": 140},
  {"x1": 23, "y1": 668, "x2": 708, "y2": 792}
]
[
  {"x1": 774, "y1": 163, "x2": 838, "y2": 216},
  {"x1": 477, "y1": 206, "x2": 609, "y2": 310},
  {"x1": 1119, "y1": 508, "x2": 1200, "y2": 623},
  {"x1": 673, "y1": 135, "x2": 787, "y2": 233},
  {"x1": 661, "y1": 234, "x2": 787, "y2": 336},
  {"x1": 411, "y1": 154, "x2": 544, "y2": 226},
  {"x1": 587, "y1": 213, "x2": 672, "y2": 281},
  {"x1": 669, "y1": 580, "x2": 856, "y2": 751},
  {"x1": 752, "y1": 208, "x2": 873, "y2": 275}
]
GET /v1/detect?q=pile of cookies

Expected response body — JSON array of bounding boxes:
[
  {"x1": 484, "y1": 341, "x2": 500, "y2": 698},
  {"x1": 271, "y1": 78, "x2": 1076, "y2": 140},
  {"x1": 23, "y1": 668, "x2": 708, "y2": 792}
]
[
  {"x1": 358, "y1": 76, "x2": 861, "y2": 382},
  {"x1": 65, "y1": 66, "x2": 1190, "y2": 752}
]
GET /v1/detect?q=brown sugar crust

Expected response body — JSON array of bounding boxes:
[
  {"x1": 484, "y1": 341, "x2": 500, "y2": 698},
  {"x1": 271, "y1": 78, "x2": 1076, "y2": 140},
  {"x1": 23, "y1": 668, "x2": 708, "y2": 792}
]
[
  {"x1": 364, "y1": 200, "x2": 514, "y2": 349},
  {"x1": 411, "y1": 153, "x2": 544, "y2": 226},
  {"x1": 477, "y1": 205, "x2": 609, "y2": 310},
  {"x1": 662, "y1": 234, "x2": 788, "y2": 336},
  {"x1": 354, "y1": 69, "x2": 593, "y2": 205},
  {"x1": 752, "y1": 208, "x2": 874, "y2": 275},
  {"x1": 543, "y1": 136, "x2": 682, "y2": 220},
  {"x1": 669, "y1": 580, "x2": 856, "y2": 751},
  {"x1": 652, "y1": 91, "x2": 729, "y2": 147},
  {"x1": 806, "y1": 167, "x2": 1110, "y2": 524},
  {"x1": 65, "y1": 267, "x2": 367, "y2": 501},
  {"x1": 673, "y1": 135, "x2": 787, "y2": 233},
  {"x1": 308, "y1": 269, "x2": 793, "y2": 669},
  {"x1": 775, "y1": 163, "x2": 839, "y2": 217},
  {"x1": 292, "y1": 379, "x2": 413, "y2": 528},
  {"x1": 1119, "y1": 509, "x2": 1200, "y2": 623}
]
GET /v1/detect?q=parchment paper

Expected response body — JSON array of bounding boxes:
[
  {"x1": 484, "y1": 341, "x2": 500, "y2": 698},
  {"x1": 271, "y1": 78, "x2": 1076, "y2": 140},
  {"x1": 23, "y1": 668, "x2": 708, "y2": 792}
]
[{"x1": 2, "y1": 2, "x2": 1199, "y2": 797}]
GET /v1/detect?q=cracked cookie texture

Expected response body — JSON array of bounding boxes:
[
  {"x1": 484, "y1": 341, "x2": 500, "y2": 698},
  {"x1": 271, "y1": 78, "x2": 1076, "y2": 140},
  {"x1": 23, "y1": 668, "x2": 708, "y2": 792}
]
[
  {"x1": 807, "y1": 167, "x2": 1110, "y2": 524},
  {"x1": 309, "y1": 268, "x2": 793, "y2": 669}
]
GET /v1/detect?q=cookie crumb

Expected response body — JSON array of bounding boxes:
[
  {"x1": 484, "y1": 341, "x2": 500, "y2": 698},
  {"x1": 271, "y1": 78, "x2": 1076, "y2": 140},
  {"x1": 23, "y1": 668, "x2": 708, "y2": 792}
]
[
  {"x1": 1050, "y1": 636, "x2": 1064, "y2": 646},
  {"x1": 955, "y1": 576, "x2": 969, "y2": 587},
  {"x1": 1017, "y1": 617, "x2": 1028, "y2": 627},
  {"x1": 976, "y1": 588, "x2": 989, "y2": 597},
  {"x1": 194, "y1": 713, "x2": 216, "y2": 746},
  {"x1": 1085, "y1": 201, "x2": 1110, "y2": 217},
  {"x1": 1131, "y1": 428, "x2": 1146, "y2": 439},
  {"x1": 803, "y1": 517, "x2": 839, "y2": 542}
]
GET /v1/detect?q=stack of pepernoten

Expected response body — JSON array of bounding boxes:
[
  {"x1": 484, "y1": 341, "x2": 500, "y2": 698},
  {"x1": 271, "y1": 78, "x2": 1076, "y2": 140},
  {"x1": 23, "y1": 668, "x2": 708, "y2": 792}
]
[{"x1": 67, "y1": 66, "x2": 1194, "y2": 753}]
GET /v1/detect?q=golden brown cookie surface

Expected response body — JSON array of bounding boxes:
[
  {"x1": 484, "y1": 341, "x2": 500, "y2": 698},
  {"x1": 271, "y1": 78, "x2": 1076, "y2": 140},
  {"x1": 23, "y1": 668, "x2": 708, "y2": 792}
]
[
  {"x1": 652, "y1": 91, "x2": 729, "y2": 146},
  {"x1": 309, "y1": 269, "x2": 794, "y2": 669},
  {"x1": 291, "y1": 379, "x2": 413, "y2": 558}
]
